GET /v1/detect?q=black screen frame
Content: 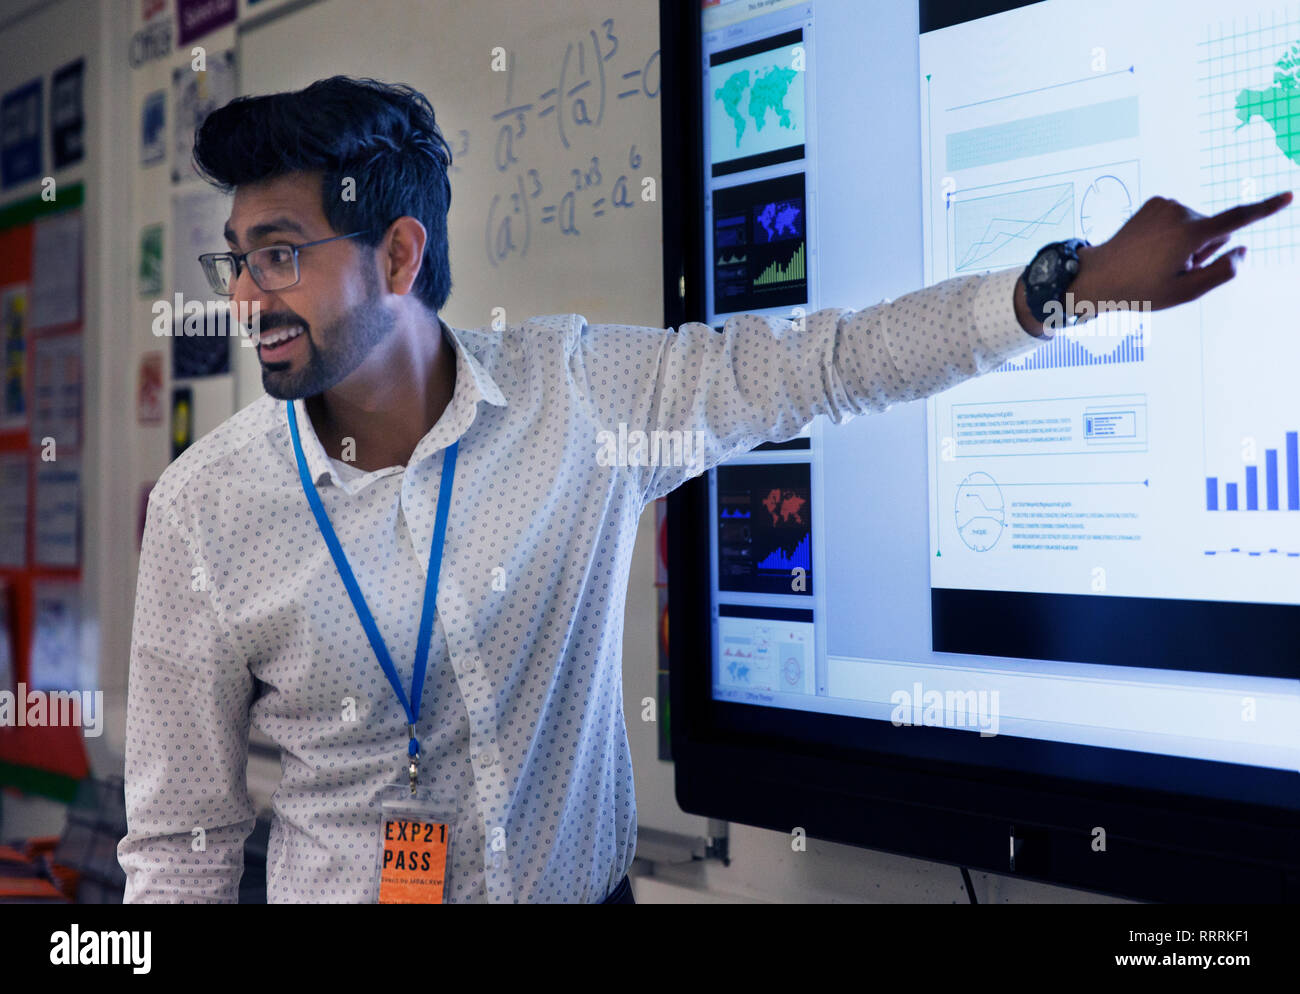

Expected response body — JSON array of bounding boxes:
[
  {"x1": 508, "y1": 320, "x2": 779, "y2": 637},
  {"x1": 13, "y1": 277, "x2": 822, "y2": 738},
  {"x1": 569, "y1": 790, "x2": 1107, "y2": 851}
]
[{"x1": 660, "y1": 0, "x2": 1300, "y2": 902}]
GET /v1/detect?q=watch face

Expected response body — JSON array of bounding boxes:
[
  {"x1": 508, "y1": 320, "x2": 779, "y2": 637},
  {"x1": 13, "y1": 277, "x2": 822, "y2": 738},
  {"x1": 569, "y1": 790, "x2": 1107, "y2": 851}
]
[{"x1": 1029, "y1": 250, "x2": 1058, "y2": 285}]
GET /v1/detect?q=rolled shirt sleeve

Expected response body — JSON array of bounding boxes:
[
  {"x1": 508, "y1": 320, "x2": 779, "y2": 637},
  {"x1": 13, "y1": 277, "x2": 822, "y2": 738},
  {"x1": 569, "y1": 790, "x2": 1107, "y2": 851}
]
[
  {"x1": 571, "y1": 266, "x2": 1041, "y2": 504},
  {"x1": 117, "y1": 489, "x2": 257, "y2": 903}
]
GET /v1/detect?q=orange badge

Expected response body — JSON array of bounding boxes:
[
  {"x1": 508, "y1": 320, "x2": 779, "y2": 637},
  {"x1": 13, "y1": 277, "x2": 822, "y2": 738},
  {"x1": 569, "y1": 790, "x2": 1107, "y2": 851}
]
[{"x1": 379, "y1": 816, "x2": 450, "y2": 904}]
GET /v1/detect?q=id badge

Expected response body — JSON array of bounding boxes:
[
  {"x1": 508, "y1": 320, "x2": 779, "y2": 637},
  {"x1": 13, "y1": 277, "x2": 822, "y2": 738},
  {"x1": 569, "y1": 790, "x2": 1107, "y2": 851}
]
[{"x1": 375, "y1": 783, "x2": 459, "y2": 904}]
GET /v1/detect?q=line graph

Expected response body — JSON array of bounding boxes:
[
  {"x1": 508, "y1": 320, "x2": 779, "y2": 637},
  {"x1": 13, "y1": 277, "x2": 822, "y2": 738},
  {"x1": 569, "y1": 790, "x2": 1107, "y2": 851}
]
[
  {"x1": 946, "y1": 161, "x2": 1140, "y2": 276},
  {"x1": 953, "y1": 182, "x2": 1074, "y2": 272}
]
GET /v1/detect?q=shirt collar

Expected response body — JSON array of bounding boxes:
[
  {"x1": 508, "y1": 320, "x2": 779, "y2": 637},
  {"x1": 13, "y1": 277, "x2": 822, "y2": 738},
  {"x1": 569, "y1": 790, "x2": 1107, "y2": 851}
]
[
  {"x1": 287, "y1": 316, "x2": 507, "y2": 490},
  {"x1": 442, "y1": 315, "x2": 507, "y2": 409}
]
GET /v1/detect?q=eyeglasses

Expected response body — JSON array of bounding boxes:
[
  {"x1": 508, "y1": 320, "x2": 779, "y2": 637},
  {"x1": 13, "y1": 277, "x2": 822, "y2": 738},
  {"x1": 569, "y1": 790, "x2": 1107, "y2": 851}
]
[{"x1": 198, "y1": 229, "x2": 374, "y2": 296}]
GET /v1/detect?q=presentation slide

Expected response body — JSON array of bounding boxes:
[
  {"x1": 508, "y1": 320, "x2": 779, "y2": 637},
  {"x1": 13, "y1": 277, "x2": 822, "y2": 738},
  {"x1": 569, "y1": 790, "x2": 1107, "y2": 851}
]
[
  {"x1": 699, "y1": 0, "x2": 1299, "y2": 780},
  {"x1": 923, "y1": 0, "x2": 1300, "y2": 610}
]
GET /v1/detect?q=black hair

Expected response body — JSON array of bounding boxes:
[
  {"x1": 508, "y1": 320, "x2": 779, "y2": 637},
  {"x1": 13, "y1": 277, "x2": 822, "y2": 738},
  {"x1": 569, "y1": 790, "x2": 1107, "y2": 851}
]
[{"x1": 193, "y1": 75, "x2": 453, "y2": 312}]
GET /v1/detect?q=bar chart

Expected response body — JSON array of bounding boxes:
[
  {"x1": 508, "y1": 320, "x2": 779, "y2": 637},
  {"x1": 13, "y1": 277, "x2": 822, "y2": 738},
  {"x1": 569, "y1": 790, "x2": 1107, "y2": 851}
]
[
  {"x1": 1205, "y1": 430, "x2": 1299, "y2": 512},
  {"x1": 996, "y1": 324, "x2": 1145, "y2": 373}
]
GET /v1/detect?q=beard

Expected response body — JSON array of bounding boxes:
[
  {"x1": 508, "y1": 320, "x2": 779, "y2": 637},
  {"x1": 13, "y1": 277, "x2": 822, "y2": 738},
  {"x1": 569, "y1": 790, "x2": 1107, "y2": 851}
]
[{"x1": 259, "y1": 265, "x2": 395, "y2": 400}]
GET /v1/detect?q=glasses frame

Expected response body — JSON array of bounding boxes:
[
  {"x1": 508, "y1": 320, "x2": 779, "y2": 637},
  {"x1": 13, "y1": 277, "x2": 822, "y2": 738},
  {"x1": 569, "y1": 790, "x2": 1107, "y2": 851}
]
[{"x1": 198, "y1": 229, "x2": 376, "y2": 297}]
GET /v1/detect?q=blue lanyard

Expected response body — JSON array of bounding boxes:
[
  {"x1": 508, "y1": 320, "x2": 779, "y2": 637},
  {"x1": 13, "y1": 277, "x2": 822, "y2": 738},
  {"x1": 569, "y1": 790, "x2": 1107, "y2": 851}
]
[{"x1": 286, "y1": 401, "x2": 458, "y2": 791}]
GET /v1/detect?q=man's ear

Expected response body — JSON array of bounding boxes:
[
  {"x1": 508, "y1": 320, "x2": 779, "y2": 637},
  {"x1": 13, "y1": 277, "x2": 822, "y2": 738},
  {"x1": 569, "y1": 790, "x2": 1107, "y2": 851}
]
[{"x1": 381, "y1": 216, "x2": 428, "y2": 297}]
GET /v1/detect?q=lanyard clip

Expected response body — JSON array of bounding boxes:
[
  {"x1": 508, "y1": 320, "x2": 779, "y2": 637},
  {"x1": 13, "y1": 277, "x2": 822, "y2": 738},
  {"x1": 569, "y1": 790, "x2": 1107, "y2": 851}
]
[{"x1": 407, "y1": 723, "x2": 420, "y2": 795}]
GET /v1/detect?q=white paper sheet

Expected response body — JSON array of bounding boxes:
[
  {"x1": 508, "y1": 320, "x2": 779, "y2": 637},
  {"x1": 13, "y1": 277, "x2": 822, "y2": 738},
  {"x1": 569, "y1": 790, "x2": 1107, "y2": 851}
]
[{"x1": 28, "y1": 210, "x2": 83, "y2": 330}]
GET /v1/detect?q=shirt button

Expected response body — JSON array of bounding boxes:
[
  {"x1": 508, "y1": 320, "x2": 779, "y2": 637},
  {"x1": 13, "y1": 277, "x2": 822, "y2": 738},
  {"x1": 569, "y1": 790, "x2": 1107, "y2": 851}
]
[{"x1": 475, "y1": 747, "x2": 497, "y2": 769}]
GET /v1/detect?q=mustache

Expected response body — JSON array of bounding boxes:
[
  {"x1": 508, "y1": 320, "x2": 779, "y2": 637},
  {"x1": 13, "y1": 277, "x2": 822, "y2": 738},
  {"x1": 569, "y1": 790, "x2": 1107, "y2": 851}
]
[
  {"x1": 256, "y1": 313, "x2": 308, "y2": 334},
  {"x1": 249, "y1": 312, "x2": 311, "y2": 344}
]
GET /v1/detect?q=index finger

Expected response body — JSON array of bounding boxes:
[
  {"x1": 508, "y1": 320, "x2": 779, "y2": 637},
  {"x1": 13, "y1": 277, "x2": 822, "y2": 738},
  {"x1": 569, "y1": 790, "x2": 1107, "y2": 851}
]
[{"x1": 1197, "y1": 190, "x2": 1293, "y2": 238}]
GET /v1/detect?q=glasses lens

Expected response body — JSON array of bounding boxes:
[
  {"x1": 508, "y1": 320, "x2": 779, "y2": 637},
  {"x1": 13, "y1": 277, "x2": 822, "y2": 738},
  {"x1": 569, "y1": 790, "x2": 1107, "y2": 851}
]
[
  {"x1": 201, "y1": 255, "x2": 237, "y2": 296},
  {"x1": 248, "y1": 244, "x2": 298, "y2": 291}
]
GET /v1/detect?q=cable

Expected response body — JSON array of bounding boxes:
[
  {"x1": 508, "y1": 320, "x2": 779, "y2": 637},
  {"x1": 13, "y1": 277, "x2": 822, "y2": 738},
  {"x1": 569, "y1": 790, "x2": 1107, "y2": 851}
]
[{"x1": 960, "y1": 866, "x2": 979, "y2": 904}]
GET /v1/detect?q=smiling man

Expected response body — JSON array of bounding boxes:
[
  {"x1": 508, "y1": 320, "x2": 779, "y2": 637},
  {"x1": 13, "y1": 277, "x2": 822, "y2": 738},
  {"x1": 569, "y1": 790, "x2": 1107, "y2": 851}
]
[{"x1": 116, "y1": 75, "x2": 1290, "y2": 904}]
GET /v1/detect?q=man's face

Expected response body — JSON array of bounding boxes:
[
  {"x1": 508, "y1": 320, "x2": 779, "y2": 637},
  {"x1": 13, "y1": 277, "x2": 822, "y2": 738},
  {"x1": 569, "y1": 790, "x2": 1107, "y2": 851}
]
[{"x1": 224, "y1": 172, "x2": 395, "y2": 399}]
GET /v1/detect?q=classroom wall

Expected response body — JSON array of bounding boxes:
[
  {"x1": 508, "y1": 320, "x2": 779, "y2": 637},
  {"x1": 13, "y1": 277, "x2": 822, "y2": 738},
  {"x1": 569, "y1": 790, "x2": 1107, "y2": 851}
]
[
  {"x1": 0, "y1": 0, "x2": 1120, "y2": 903},
  {"x1": 0, "y1": 0, "x2": 133, "y2": 785}
]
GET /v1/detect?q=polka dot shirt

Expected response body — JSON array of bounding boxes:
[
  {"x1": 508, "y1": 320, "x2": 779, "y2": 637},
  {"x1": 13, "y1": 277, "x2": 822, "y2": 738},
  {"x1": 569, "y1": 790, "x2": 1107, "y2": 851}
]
[{"x1": 118, "y1": 266, "x2": 1040, "y2": 902}]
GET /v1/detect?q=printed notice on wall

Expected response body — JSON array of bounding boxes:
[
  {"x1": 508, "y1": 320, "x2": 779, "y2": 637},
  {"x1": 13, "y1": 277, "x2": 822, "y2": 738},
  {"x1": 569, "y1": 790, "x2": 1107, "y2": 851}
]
[
  {"x1": 28, "y1": 210, "x2": 83, "y2": 329},
  {"x1": 31, "y1": 333, "x2": 82, "y2": 450},
  {"x1": 34, "y1": 455, "x2": 79, "y2": 567},
  {"x1": 29, "y1": 580, "x2": 82, "y2": 691}
]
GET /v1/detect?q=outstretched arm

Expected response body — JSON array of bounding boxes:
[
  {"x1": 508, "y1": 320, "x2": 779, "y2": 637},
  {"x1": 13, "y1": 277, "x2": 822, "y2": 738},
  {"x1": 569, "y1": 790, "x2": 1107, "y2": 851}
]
[{"x1": 570, "y1": 191, "x2": 1292, "y2": 506}]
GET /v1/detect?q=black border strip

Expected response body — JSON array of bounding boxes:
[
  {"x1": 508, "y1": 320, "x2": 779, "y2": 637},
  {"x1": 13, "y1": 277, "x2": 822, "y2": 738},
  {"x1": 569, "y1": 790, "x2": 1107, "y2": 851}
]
[
  {"x1": 718, "y1": 603, "x2": 815, "y2": 622},
  {"x1": 920, "y1": 0, "x2": 1045, "y2": 33},
  {"x1": 933, "y1": 589, "x2": 1300, "y2": 678},
  {"x1": 709, "y1": 28, "x2": 804, "y2": 66},
  {"x1": 713, "y1": 143, "x2": 805, "y2": 178}
]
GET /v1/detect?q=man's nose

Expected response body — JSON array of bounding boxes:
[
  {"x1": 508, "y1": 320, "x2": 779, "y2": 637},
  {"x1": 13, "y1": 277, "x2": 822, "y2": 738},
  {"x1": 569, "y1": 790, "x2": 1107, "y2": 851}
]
[{"x1": 230, "y1": 264, "x2": 276, "y2": 338}]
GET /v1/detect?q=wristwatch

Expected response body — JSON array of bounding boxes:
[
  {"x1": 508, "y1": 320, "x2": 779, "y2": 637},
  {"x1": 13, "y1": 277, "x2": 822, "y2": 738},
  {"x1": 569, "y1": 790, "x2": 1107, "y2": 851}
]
[{"x1": 1021, "y1": 238, "x2": 1090, "y2": 330}]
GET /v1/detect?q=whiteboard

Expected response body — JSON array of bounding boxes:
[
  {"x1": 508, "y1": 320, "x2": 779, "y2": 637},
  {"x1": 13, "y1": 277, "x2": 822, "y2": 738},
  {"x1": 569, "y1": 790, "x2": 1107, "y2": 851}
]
[{"x1": 235, "y1": 0, "x2": 665, "y2": 407}]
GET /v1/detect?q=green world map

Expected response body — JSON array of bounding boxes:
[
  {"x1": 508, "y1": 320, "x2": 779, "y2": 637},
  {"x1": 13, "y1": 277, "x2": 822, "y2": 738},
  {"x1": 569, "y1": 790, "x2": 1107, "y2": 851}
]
[
  {"x1": 1235, "y1": 41, "x2": 1300, "y2": 165},
  {"x1": 714, "y1": 66, "x2": 799, "y2": 148}
]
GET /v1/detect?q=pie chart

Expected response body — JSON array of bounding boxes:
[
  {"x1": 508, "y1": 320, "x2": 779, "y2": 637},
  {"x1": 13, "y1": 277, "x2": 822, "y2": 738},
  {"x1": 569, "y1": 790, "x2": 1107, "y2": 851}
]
[
  {"x1": 1080, "y1": 174, "x2": 1133, "y2": 243},
  {"x1": 955, "y1": 472, "x2": 1006, "y2": 552}
]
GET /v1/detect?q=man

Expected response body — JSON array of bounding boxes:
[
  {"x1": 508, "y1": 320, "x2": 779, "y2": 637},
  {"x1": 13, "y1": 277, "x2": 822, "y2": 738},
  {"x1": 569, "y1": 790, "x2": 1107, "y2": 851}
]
[{"x1": 117, "y1": 76, "x2": 1290, "y2": 903}]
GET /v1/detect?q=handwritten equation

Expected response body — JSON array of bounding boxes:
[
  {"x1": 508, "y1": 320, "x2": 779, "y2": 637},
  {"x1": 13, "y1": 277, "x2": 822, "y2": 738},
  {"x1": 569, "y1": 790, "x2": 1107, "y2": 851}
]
[{"x1": 480, "y1": 17, "x2": 661, "y2": 268}]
